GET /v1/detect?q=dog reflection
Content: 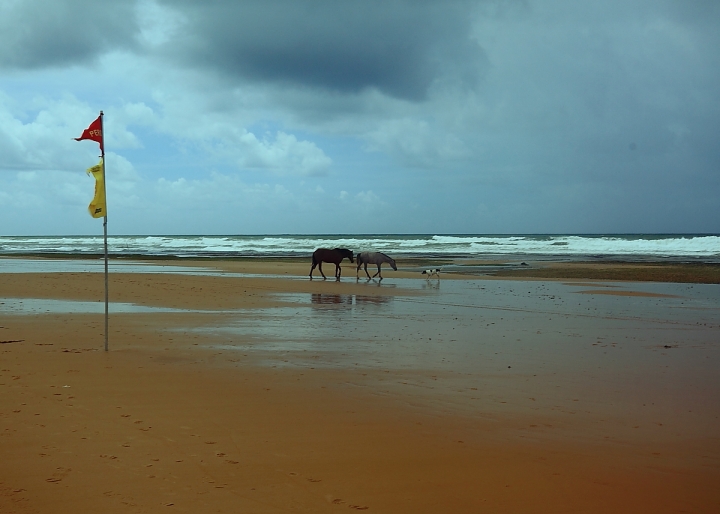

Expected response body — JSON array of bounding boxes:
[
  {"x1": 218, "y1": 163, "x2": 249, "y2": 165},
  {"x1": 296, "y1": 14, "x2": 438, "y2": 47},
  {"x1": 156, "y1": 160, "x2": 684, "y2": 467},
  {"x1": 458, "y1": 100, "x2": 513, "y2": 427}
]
[{"x1": 421, "y1": 280, "x2": 440, "y2": 290}]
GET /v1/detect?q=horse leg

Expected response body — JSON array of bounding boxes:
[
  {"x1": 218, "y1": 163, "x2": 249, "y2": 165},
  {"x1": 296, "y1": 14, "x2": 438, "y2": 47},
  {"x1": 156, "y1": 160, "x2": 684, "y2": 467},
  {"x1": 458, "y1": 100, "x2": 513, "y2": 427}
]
[
  {"x1": 364, "y1": 263, "x2": 371, "y2": 279},
  {"x1": 335, "y1": 263, "x2": 341, "y2": 280},
  {"x1": 373, "y1": 264, "x2": 384, "y2": 280},
  {"x1": 318, "y1": 262, "x2": 327, "y2": 279},
  {"x1": 309, "y1": 261, "x2": 317, "y2": 279}
]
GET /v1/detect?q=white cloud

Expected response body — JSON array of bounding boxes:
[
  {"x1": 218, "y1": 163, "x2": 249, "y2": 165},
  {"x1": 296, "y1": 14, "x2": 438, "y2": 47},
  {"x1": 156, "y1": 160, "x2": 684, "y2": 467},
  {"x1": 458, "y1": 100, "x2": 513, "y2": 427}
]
[
  {"x1": 170, "y1": 125, "x2": 333, "y2": 176},
  {"x1": 0, "y1": 94, "x2": 95, "y2": 170},
  {"x1": 106, "y1": 102, "x2": 157, "y2": 149},
  {"x1": 233, "y1": 131, "x2": 332, "y2": 176},
  {"x1": 353, "y1": 190, "x2": 386, "y2": 219},
  {"x1": 0, "y1": 94, "x2": 156, "y2": 171},
  {"x1": 154, "y1": 172, "x2": 296, "y2": 210},
  {"x1": 136, "y1": 0, "x2": 187, "y2": 48},
  {"x1": 364, "y1": 117, "x2": 470, "y2": 168},
  {"x1": 1, "y1": 169, "x2": 94, "y2": 213},
  {"x1": 355, "y1": 190, "x2": 381, "y2": 204}
]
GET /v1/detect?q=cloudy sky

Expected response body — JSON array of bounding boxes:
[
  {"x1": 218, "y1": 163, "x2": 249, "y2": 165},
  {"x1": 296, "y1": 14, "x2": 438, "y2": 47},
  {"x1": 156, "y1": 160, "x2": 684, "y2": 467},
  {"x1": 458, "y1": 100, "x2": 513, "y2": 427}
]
[{"x1": 1, "y1": 0, "x2": 718, "y2": 236}]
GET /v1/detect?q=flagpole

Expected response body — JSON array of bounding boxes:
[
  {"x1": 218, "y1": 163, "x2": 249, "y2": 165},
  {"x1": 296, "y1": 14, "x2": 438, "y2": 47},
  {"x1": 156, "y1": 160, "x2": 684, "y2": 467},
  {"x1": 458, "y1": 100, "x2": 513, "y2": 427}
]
[{"x1": 99, "y1": 111, "x2": 109, "y2": 352}]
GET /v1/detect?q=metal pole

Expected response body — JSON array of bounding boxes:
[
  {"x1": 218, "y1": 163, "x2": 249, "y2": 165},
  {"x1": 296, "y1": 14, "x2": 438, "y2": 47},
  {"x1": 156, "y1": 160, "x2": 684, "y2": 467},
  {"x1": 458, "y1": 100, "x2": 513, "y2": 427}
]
[
  {"x1": 103, "y1": 213, "x2": 108, "y2": 352},
  {"x1": 100, "y1": 111, "x2": 108, "y2": 352}
]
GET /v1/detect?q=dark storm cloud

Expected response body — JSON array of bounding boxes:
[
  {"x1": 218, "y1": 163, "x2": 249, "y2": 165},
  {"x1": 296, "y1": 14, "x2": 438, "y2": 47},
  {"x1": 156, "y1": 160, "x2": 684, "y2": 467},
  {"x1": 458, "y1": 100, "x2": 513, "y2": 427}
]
[
  {"x1": 161, "y1": 0, "x2": 486, "y2": 100},
  {"x1": 667, "y1": 0, "x2": 720, "y2": 22},
  {"x1": 0, "y1": 0, "x2": 138, "y2": 69}
]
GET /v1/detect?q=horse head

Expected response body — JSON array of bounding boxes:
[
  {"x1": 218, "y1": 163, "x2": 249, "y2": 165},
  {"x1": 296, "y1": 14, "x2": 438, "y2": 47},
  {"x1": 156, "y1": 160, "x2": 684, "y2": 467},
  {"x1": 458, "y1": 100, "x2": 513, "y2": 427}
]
[
  {"x1": 335, "y1": 248, "x2": 354, "y2": 263},
  {"x1": 389, "y1": 258, "x2": 397, "y2": 271}
]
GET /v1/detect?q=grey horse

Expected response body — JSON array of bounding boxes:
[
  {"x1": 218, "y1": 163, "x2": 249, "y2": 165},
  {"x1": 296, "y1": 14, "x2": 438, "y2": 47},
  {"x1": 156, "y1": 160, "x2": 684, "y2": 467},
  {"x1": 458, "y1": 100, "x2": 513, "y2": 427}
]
[{"x1": 356, "y1": 252, "x2": 397, "y2": 280}]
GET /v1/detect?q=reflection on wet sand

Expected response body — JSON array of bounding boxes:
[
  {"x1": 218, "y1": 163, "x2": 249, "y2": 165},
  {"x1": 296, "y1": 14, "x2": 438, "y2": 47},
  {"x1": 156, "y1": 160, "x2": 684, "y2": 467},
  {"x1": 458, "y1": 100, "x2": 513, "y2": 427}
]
[
  {"x1": 3, "y1": 264, "x2": 719, "y2": 513},
  {"x1": 355, "y1": 295, "x2": 393, "y2": 305},
  {"x1": 421, "y1": 279, "x2": 440, "y2": 290},
  {"x1": 205, "y1": 279, "x2": 720, "y2": 437},
  {"x1": 0, "y1": 297, "x2": 189, "y2": 315},
  {"x1": 355, "y1": 277, "x2": 398, "y2": 288},
  {"x1": 310, "y1": 293, "x2": 394, "y2": 306},
  {"x1": 311, "y1": 293, "x2": 352, "y2": 305}
]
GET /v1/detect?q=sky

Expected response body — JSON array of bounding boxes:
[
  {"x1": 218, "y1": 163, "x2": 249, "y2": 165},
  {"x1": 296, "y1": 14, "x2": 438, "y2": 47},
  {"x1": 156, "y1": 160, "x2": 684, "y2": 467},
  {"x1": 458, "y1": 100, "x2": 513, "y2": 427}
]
[{"x1": 1, "y1": 0, "x2": 719, "y2": 236}]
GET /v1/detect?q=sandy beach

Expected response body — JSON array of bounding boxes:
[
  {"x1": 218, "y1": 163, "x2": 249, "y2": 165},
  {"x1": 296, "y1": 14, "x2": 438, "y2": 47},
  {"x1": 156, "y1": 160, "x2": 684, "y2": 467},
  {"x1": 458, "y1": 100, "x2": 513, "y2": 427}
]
[{"x1": 1, "y1": 258, "x2": 719, "y2": 513}]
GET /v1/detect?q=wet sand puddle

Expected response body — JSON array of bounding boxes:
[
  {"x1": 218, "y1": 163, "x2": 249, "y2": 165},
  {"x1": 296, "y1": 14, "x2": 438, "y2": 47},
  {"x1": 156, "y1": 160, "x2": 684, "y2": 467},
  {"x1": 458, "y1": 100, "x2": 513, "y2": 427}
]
[
  {"x1": 0, "y1": 298, "x2": 203, "y2": 315},
  {"x1": 0, "y1": 257, "x2": 269, "y2": 278},
  {"x1": 0, "y1": 258, "x2": 206, "y2": 274},
  {"x1": 3, "y1": 260, "x2": 718, "y2": 440},
  {"x1": 2, "y1": 261, "x2": 718, "y2": 513},
  {"x1": 182, "y1": 278, "x2": 720, "y2": 440}
]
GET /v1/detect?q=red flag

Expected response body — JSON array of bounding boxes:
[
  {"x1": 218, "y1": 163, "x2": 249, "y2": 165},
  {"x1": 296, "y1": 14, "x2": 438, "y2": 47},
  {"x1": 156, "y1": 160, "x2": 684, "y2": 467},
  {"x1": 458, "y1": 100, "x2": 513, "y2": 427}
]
[{"x1": 75, "y1": 115, "x2": 104, "y2": 152}]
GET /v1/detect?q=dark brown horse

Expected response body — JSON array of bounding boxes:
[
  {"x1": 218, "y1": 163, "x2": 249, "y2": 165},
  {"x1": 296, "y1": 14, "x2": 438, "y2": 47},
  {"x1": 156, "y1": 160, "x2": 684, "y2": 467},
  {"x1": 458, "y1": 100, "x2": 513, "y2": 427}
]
[{"x1": 309, "y1": 248, "x2": 354, "y2": 280}]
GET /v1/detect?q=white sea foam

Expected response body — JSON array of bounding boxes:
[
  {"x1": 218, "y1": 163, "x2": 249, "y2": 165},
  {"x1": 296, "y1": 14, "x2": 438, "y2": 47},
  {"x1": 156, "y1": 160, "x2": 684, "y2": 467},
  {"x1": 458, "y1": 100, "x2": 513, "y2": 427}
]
[{"x1": 0, "y1": 234, "x2": 717, "y2": 259}]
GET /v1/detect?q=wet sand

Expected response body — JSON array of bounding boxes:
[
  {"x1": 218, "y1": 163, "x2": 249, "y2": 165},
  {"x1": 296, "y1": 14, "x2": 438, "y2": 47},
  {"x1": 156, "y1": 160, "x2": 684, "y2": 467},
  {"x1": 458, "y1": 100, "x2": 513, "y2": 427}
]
[{"x1": 1, "y1": 258, "x2": 719, "y2": 513}]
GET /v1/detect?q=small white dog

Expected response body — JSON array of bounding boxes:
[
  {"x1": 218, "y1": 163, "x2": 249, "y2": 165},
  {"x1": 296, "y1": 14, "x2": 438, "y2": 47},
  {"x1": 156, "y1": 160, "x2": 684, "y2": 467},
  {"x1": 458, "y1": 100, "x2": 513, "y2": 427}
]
[{"x1": 422, "y1": 268, "x2": 441, "y2": 278}]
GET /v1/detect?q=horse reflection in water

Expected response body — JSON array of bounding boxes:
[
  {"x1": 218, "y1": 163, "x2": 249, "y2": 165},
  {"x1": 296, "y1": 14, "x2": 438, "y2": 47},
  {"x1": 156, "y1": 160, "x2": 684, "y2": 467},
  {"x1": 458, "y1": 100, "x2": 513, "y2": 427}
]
[
  {"x1": 309, "y1": 248, "x2": 354, "y2": 280},
  {"x1": 355, "y1": 295, "x2": 392, "y2": 305},
  {"x1": 310, "y1": 293, "x2": 393, "y2": 306},
  {"x1": 356, "y1": 252, "x2": 397, "y2": 280},
  {"x1": 311, "y1": 293, "x2": 353, "y2": 305}
]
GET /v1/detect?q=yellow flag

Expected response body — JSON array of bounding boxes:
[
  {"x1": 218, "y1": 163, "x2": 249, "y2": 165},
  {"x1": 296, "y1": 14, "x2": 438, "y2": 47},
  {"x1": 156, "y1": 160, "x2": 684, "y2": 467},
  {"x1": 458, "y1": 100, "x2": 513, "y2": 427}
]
[{"x1": 86, "y1": 159, "x2": 107, "y2": 218}]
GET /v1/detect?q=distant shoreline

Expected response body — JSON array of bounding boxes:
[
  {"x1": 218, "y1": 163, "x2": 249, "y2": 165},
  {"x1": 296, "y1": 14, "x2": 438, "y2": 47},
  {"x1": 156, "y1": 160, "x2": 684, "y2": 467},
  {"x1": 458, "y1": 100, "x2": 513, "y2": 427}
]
[
  {"x1": 1, "y1": 234, "x2": 718, "y2": 262},
  {"x1": 1, "y1": 251, "x2": 718, "y2": 262},
  {"x1": 2, "y1": 255, "x2": 719, "y2": 284}
]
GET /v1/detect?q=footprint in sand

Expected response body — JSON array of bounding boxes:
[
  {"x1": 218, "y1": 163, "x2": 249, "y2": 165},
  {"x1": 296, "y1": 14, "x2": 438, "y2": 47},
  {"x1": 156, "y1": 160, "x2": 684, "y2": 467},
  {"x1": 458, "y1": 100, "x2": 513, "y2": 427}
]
[
  {"x1": 328, "y1": 497, "x2": 367, "y2": 509},
  {"x1": 46, "y1": 467, "x2": 72, "y2": 483}
]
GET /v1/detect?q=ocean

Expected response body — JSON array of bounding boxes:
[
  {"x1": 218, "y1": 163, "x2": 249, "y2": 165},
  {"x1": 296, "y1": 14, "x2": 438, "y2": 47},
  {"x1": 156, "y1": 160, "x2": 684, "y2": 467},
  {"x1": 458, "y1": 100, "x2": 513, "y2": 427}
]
[{"x1": 0, "y1": 234, "x2": 718, "y2": 261}]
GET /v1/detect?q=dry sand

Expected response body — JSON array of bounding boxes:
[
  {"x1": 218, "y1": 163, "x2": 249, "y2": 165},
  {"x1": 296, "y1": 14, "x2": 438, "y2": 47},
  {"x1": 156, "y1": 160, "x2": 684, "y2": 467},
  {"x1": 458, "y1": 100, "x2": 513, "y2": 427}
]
[{"x1": 1, "y1": 258, "x2": 719, "y2": 513}]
